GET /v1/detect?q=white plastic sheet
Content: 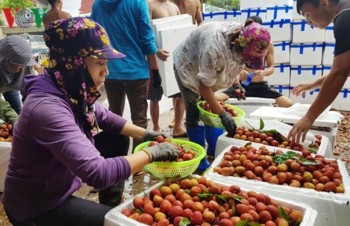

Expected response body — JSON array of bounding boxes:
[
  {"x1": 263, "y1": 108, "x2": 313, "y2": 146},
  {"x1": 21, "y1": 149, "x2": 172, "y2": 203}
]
[{"x1": 0, "y1": 142, "x2": 11, "y2": 192}]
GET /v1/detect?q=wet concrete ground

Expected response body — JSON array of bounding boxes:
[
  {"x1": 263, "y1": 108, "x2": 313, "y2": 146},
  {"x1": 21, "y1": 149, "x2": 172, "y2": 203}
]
[{"x1": 0, "y1": 108, "x2": 349, "y2": 225}]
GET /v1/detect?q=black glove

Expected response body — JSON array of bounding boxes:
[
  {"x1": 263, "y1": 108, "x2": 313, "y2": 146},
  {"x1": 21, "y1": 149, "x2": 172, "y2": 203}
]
[
  {"x1": 232, "y1": 84, "x2": 246, "y2": 100},
  {"x1": 142, "y1": 142, "x2": 180, "y2": 162},
  {"x1": 219, "y1": 111, "x2": 237, "y2": 136},
  {"x1": 152, "y1": 70, "x2": 162, "y2": 88},
  {"x1": 142, "y1": 130, "x2": 167, "y2": 142}
]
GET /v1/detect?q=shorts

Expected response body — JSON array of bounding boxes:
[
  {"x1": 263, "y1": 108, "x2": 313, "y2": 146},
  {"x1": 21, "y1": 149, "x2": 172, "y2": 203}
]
[
  {"x1": 242, "y1": 81, "x2": 282, "y2": 99},
  {"x1": 222, "y1": 81, "x2": 282, "y2": 99},
  {"x1": 147, "y1": 71, "x2": 163, "y2": 101},
  {"x1": 168, "y1": 92, "x2": 182, "y2": 98},
  {"x1": 147, "y1": 86, "x2": 163, "y2": 101}
]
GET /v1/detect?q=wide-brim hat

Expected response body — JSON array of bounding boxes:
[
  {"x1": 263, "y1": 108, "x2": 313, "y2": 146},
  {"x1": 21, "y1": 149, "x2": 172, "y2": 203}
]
[{"x1": 44, "y1": 17, "x2": 125, "y2": 60}]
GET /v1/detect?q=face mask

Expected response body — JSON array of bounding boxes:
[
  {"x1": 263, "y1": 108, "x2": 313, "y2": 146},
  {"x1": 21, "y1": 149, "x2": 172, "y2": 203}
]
[
  {"x1": 3, "y1": 59, "x2": 23, "y2": 74},
  {"x1": 242, "y1": 52, "x2": 265, "y2": 69}
]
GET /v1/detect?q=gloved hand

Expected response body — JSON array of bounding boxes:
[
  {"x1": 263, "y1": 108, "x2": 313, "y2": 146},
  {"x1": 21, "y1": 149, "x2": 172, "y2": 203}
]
[
  {"x1": 232, "y1": 84, "x2": 246, "y2": 100},
  {"x1": 219, "y1": 111, "x2": 237, "y2": 136},
  {"x1": 142, "y1": 142, "x2": 180, "y2": 162},
  {"x1": 152, "y1": 70, "x2": 162, "y2": 88},
  {"x1": 142, "y1": 130, "x2": 167, "y2": 142}
]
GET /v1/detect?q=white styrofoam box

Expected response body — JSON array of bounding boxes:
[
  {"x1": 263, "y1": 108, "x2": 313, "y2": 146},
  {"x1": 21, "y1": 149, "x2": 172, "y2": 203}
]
[
  {"x1": 265, "y1": 63, "x2": 290, "y2": 85},
  {"x1": 157, "y1": 24, "x2": 196, "y2": 96},
  {"x1": 322, "y1": 43, "x2": 335, "y2": 66},
  {"x1": 290, "y1": 65, "x2": 323, "y2": 86},
  {"x1": 323, "y1": 65, "x2": 331, "y2": 76},
  {"x1": 323, "y1": 65, "x2": 350, "y2": 89},
  {"x1": 226, "y1": 97, "x2": 275, "y2": 116},
  {"x1": 240, "y1": 8, "x2": 267, "y2": 24},
  {"x1": 270, "y1": 85, "x2": 291, "y2": 97},
  {"x1": 332, "y1": 89, "x2": 350, "y2": 111},
  {"x1": 205, "y1": 144, "x2": 350, "y2": 226},
  {"x1": 151, "y1": 14, "x2": 192, "y2": 46},
  {"x1": 263, "y1": 19, "x2": 292, "y2": 42},
  {"x1": 290, "y1": 43, "x2": 323, "y2": 66},
  {"x1": 262, "y1": 0, "x2": 294, "y2": 7},
  {"x1": 292, "y1": 0, "x2": 305, "y2": 20},
  {"x1": 290, "y1": 88, "x2": 320, "y2": 105},
  {"x1": 215, "y1": 118, "x2": 331, "y2": 158},
  {"x1": 202, "y1": 10, "x2": 241, "y2": 23},
  {"x1": 274, "y1": 41, "x2": 290, "y2": 64},
  {"x1": 292, "y1": 20, "x2": 325, "y2": 43},
  {"x1": 105, "y1": 175, "x2": 317, "y2": 226},
  {"x1": 250, "y1": 105, "x2": 342, "y2": 128},
  {"x1": 240, "y1": 0, "x2": 262, "y2": 9},
  {"x1": 0, "y1": 142, "x2": 11, "y2": 192},
  {"x1": 266, "y1": 5, "x2": 293, "y2": 21},
  {"x1": 325, "y1": 24, "x2": 335, "y2": 43}
]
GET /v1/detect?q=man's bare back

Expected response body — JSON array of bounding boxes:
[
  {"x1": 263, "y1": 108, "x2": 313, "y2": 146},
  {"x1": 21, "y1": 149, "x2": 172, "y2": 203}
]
[
  {"x1": 170, "y1": 0, "x2": 203, "y2": 25},
  {"x1": 43, "y1": 10, "x2": 71, "y2": 27},
  {"x1": 148, "y1": 0, "x2": 180, "y2": 19}
]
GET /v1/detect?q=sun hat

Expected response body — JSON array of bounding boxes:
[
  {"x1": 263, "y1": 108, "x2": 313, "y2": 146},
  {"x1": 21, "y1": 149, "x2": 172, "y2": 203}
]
[
  {"x1": 43, "y1": 17, "x2": 125, "y2": 60},
  {"x1": 0, "y1": 35, "x2": 37, "y2": 66}
]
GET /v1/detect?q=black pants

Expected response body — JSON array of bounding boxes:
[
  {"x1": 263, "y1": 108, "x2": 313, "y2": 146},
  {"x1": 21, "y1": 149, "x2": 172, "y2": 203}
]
[{"x1": 6, "y1": 131, "x2": 130, "y2": 226}]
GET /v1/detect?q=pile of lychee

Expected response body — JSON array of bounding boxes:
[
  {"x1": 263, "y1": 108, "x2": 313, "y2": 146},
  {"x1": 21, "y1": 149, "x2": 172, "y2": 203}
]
[
  {"x1": 228, "y1": 126, "x2": 322, "y2": 153},
  {"x1": 0, "y1": 123, "x2": 13, "y2": 142},
  {"x1": 199, "y1": 101, "x2": 238, "y2": 117},
  {"x1": 214, "y1": 144, "x2": 344, "y2": 193},
  {"x1": 148, "y1": 136, "x2": 196, "y2": 162},
  {"x1": 121, "y1": 177, "x2": 304, "y2": 226}
]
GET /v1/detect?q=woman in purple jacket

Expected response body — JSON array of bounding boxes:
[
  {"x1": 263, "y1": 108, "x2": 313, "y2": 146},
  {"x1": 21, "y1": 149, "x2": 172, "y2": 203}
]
[{"x1": 2, "y1": 17, "x2": 179, "y2": 226}]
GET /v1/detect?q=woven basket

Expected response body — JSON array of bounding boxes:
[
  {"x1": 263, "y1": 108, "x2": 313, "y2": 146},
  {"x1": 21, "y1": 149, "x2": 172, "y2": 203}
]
[
  {"x1": 134, "y1": 139, "x2": 206, "y2": 179},
  {"x1": 196, "y1": 101, "x2": 246, "y2": 128}
]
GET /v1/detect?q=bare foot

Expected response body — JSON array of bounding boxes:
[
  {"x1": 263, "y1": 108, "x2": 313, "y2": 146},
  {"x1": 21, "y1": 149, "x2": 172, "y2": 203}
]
[{"x1": 153, "y1": 127, "x2": 160, "y2": 132}]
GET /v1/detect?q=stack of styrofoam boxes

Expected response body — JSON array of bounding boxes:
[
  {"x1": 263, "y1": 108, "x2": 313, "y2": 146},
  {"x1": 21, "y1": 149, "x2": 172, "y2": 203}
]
[
  {"x1": 202, "y1": 9, "x2": 241, "y2": 23},
  {"x1": 289, "y1": 0, "x2": 325, "y2": 104},
  {"x1": 260, "y1": 0, "x2": 293, "y2": 98},
  {"x1": 322, "y1": 24, "x2": 350, "y2": 111},
  {"x1": 62, "y1": 0, "x2": 81, "y2": 17}
]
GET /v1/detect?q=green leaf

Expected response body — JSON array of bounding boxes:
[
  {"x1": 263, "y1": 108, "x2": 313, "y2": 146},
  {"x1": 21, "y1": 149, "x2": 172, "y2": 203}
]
[
  {"x1": 259, "y1": 118, "x2": 265, "y2": 130},
  {"x1": 217, "y1": 195, "x2": 228, "y2": 202},
  {"x1": 278, "y1": 207, "x2": 290, "y2": 221},
  {"x1": 236, "y1": 219, "x2": 249, "y2": 226},
  {"x1": 179, "y1": 217, "x2": 191, "y2": 226},
  {"x1": 307, "y1": 147, "x2": 318, "y2": 153},
  {"x1": 197, "y1": 193, "x2": 214, "y2": 198},
  {"x1": 248, "y1": 222, "x2": 262, "y2": 226},
  {"x1": 244, "y1": 142, "x2": 253, "y2": 147}
]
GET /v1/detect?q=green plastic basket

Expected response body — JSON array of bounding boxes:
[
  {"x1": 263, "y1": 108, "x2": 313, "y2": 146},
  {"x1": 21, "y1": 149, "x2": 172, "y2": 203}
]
[
  {"x1": 196, "y1": 100, "x2": 246, "y2": 128},
  {"x1": 134, "y1": 139, "x2": 206, "y2": 179}
]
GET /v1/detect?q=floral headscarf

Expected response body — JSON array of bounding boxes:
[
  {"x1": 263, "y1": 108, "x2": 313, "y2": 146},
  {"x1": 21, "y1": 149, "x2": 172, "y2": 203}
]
[
  {"x1": 238, "y1": 22, "x2": 271, "y2": 69},
  {"x1": 43, "y1": 17, "x2": 125, "y2": 133}
]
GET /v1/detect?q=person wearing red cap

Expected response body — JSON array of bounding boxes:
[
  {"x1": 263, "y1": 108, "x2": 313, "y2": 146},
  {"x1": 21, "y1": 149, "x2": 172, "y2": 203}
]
[{"x1": 2, "y1": 17, "x2": 179, "y2": 226}]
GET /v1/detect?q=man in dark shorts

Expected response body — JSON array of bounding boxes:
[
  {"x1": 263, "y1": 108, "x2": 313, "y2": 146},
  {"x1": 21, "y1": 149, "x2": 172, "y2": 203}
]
[{"x1": 288, "y1": 0, "x2": 350, "y2": 143}]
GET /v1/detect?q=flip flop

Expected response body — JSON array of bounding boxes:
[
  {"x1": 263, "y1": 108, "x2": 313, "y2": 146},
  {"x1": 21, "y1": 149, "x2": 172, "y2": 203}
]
[{"x1": 172, "y1": 132, "x2": 188, "y2": 138}]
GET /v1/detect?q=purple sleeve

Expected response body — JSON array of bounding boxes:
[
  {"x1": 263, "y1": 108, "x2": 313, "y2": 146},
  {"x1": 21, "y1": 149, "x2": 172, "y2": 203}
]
[
  {"x1": 30, "y1": 97, "x2": 131, "y2": 189},
  {"x1": 94, "y1": 102, "x2": 127, "y2": 133}
]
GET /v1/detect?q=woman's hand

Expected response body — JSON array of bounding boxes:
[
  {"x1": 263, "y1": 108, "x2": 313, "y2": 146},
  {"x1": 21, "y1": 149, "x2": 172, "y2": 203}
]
[{"x1": 291, "y1": 83, "x2": 312, "y2": 97}]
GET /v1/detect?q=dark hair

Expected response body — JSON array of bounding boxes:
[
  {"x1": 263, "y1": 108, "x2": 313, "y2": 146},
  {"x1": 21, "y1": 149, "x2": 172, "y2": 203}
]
[
  {"x1": 245, "y1": 16, "x2": 263, "y2": 26},
  {"x1": 48, "y1": 0, "x2": 57, "y2": 6},
  {"x1": 296, "y1": 0, "x2": 340, "y2": 14}
]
